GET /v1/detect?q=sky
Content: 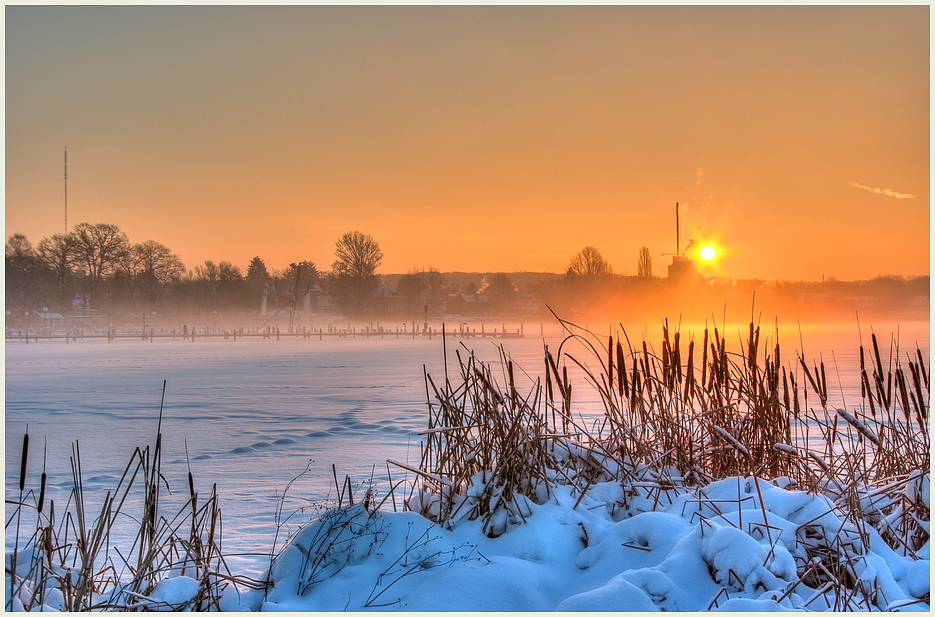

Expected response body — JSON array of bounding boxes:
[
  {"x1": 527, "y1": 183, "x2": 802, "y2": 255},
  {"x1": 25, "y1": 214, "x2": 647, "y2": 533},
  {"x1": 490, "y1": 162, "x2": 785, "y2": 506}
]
[{"x1": 5, "y1": 5, "x2": 930, "y2": 281}]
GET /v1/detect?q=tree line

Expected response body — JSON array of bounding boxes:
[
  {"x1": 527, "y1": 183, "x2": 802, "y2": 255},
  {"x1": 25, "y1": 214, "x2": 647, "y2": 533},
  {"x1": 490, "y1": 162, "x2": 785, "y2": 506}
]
[
  {"x1": 11, "y1": 224, "x2": 921, "y2": 324},
  {"x1": 5, "y1": 224, "x2": 390, "y2": 319},
  {"x1": 5, "y1": 222, "x2": 645, "y2": 322}
]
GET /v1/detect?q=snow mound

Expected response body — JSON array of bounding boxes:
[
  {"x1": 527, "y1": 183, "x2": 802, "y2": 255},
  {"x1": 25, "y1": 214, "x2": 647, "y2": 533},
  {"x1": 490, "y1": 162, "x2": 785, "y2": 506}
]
[{"x1": 237, "y1": 475, "x2": 930, "y2": 611}]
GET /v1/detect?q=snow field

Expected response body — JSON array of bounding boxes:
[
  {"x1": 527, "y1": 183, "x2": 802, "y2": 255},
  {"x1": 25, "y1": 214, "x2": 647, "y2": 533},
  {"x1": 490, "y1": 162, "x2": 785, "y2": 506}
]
[{"x1": 6, "y1": 321, "x2": 929, "y2": 611}]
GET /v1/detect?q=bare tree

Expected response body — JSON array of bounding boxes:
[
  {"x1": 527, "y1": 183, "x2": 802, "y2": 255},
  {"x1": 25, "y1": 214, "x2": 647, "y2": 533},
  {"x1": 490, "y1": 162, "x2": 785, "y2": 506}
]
[
  {"x1": 196, "y1": 260, "x2": 220, "y2": 286},
  {"x1": 487, "y1": 273, "x2": 517, "y2": 312},
  {"x1": 134, "y1": 241, "x2": 185, "y2": 285},
  {"x1": 71, "y1": 222, "x2": 130, "y2": 304},
  {"x1": 397, "y1": 267, "x2": 447, "y2": 316},
  {"x1": 129, "y1": 240, "x2": 185, "y2": 308},
  {"x1": 6, "y1": 233, "x2": 44, "y2": 310},
  {"x1": 195, "y1": 260, "x2": 221, "y2": 312},
  {"x1": 566, "y1": 246, "x2": 613, "y2": 282},
  {"x1": 332, "y1": 231, "x2": 383, "y2": 314},
  {"x1": 37, "y1": 233, "x2": 77, "y2": 306},
  {"x1": 6, "y1": 233, "x2": 37, "y2": 265},
  {"x1": 217, "y1": 261, "x2": 244, "y2": 311},
  {"x1": 218, "y1": 261, "x2": 242, "y2": 282},
  {"x1": 637, "y1": 246, "x2": 653, "y2": 278},
  {"x1": 333, "y1": 231, "x2": 383, "y2": 279}
]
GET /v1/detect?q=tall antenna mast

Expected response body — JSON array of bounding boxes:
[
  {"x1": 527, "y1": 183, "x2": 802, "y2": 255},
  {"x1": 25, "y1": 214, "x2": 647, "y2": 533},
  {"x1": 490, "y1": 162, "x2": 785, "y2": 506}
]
[
  {"x1": 64, "y1": 147, "x2": 68, "y2": 233},
  {"x1": 675, "y1": 202, "x2": 680, "y2": 257}
]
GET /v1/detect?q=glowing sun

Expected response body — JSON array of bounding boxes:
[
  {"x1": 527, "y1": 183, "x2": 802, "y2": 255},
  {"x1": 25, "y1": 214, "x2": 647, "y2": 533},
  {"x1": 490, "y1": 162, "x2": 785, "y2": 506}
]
[{"x1": 700, "y1": 245, "x2": 716, "y2": 261}]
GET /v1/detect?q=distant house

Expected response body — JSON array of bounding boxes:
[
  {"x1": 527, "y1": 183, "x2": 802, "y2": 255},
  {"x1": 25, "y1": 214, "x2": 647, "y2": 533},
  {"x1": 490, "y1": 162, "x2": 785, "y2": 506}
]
[
  {"x1": 372, "y1": 282, "x2": 404, "y2": 299},
  {"x1": 842, "y1": 296, "x2": 881, "y2": 308},
  {"x1": 65, "y1": 310, "x2": 107, "y2": 328},
  {"x1": 312, "y1": 286, "x2": 335, "y2": 314},
  {"x1": 514, "y1": 292, "x2": 542, "y2": 315},
  {"x1": 32, "y1": 310, "x2": 65, "y2": 328},
  {"x1": 371, "y1": 283, "x2": 406, "y2": 316},
  {"x1": 445, "y1": 293, "x2": 493, "y2": 317},
  {"x1": 795, "y1": 293, "x2": 835, "y2": 307}
]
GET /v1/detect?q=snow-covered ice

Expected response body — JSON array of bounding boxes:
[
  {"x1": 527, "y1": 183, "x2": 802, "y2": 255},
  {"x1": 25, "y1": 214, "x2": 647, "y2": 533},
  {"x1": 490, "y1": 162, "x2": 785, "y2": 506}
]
[{"x1": 6, "y1": 320, "x2": 930, "y2": 611}]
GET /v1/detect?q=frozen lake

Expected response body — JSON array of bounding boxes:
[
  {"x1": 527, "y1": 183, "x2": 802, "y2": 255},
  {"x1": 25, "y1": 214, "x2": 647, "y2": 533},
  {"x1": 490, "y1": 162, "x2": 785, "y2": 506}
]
[{"x1": 5, "y1": 318, "x2": 928, "y2": 578}]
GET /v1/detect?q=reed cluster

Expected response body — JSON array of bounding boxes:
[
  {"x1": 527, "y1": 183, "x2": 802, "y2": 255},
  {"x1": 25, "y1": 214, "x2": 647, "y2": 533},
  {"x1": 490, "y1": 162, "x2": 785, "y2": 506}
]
[
  {"x1": 5, "y1": 382, "x2": 253, "y2": 611},
  {"x1": 400, "y1": 316, "x2": 930, "y2": 559}
]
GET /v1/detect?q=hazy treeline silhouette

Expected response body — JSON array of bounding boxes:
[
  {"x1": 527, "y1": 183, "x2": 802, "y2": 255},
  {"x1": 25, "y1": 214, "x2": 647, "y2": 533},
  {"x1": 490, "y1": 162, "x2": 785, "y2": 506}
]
[
  {"x1": 5, "y1": 225, "x2": 388, "y2": 321},
  {"x1": 5, "y1": 225, "x2": 929, "y2": 326}
]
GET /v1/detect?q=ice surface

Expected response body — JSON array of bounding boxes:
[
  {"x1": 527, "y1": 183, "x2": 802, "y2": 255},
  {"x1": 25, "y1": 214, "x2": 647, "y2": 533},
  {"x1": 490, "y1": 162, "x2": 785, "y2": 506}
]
[{"x1": 6, "y1": 334, "x2": 566, "y2": 579}]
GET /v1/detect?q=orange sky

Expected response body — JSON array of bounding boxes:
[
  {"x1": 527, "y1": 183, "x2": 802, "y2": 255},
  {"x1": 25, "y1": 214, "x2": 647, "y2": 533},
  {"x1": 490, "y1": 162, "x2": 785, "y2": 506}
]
[{"x1": 5, "y1": 5, "x2": 930, "y2": 281}]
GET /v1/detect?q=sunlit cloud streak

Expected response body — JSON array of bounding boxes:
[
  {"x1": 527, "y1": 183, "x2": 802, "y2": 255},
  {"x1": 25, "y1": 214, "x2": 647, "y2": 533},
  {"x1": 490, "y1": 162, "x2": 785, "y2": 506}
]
[{"x1": 849, "y1": 182, "x2": 916, "y2": 199}]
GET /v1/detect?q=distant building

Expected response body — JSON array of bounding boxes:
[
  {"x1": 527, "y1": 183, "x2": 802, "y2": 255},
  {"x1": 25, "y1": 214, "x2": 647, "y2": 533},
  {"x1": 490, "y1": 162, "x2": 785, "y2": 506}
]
[
  {"x1": 906, "y1": 295, "x2": 930, "y2": 318},
  {"x1": 371, "y1": 282, "x2": 404, "y2": 300},
  {"x1": 445, "y1": 293, "x2": 493, "y2": 317},
  {"x1": 842, "y1": 296, "x2": 882, "y2": 309},
  {"x1": 795, "y1": 293, "x2": 835, "y2": 306},
  {"x1": 32, "y1": 310, "x2": 65, "y2": 328},
  {"x1": 309, "y1": 285, "x2": 335, "y2": 314},
  {"x1": 667, "y1": 256, "x2": 706, "y2": 287},
  {"x1": 371, "y1": 283, "x2": 406, "y2": 316},
  {"x1": 514, "y1": 292, "x2": 542, "y2": 315}
]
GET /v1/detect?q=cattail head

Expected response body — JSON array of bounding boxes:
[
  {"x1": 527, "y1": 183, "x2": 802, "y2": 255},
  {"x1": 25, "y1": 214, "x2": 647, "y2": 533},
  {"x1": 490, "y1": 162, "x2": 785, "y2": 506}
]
[
  {"x1": 19, "y1": 432, "x2": 29, "y2": 492},
  {"x1": 616, "y1": 340, "x2": 626, "y2": 398},
  {"x1": 38, "y1": 472, "x2": 47, "y2": 513}
]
